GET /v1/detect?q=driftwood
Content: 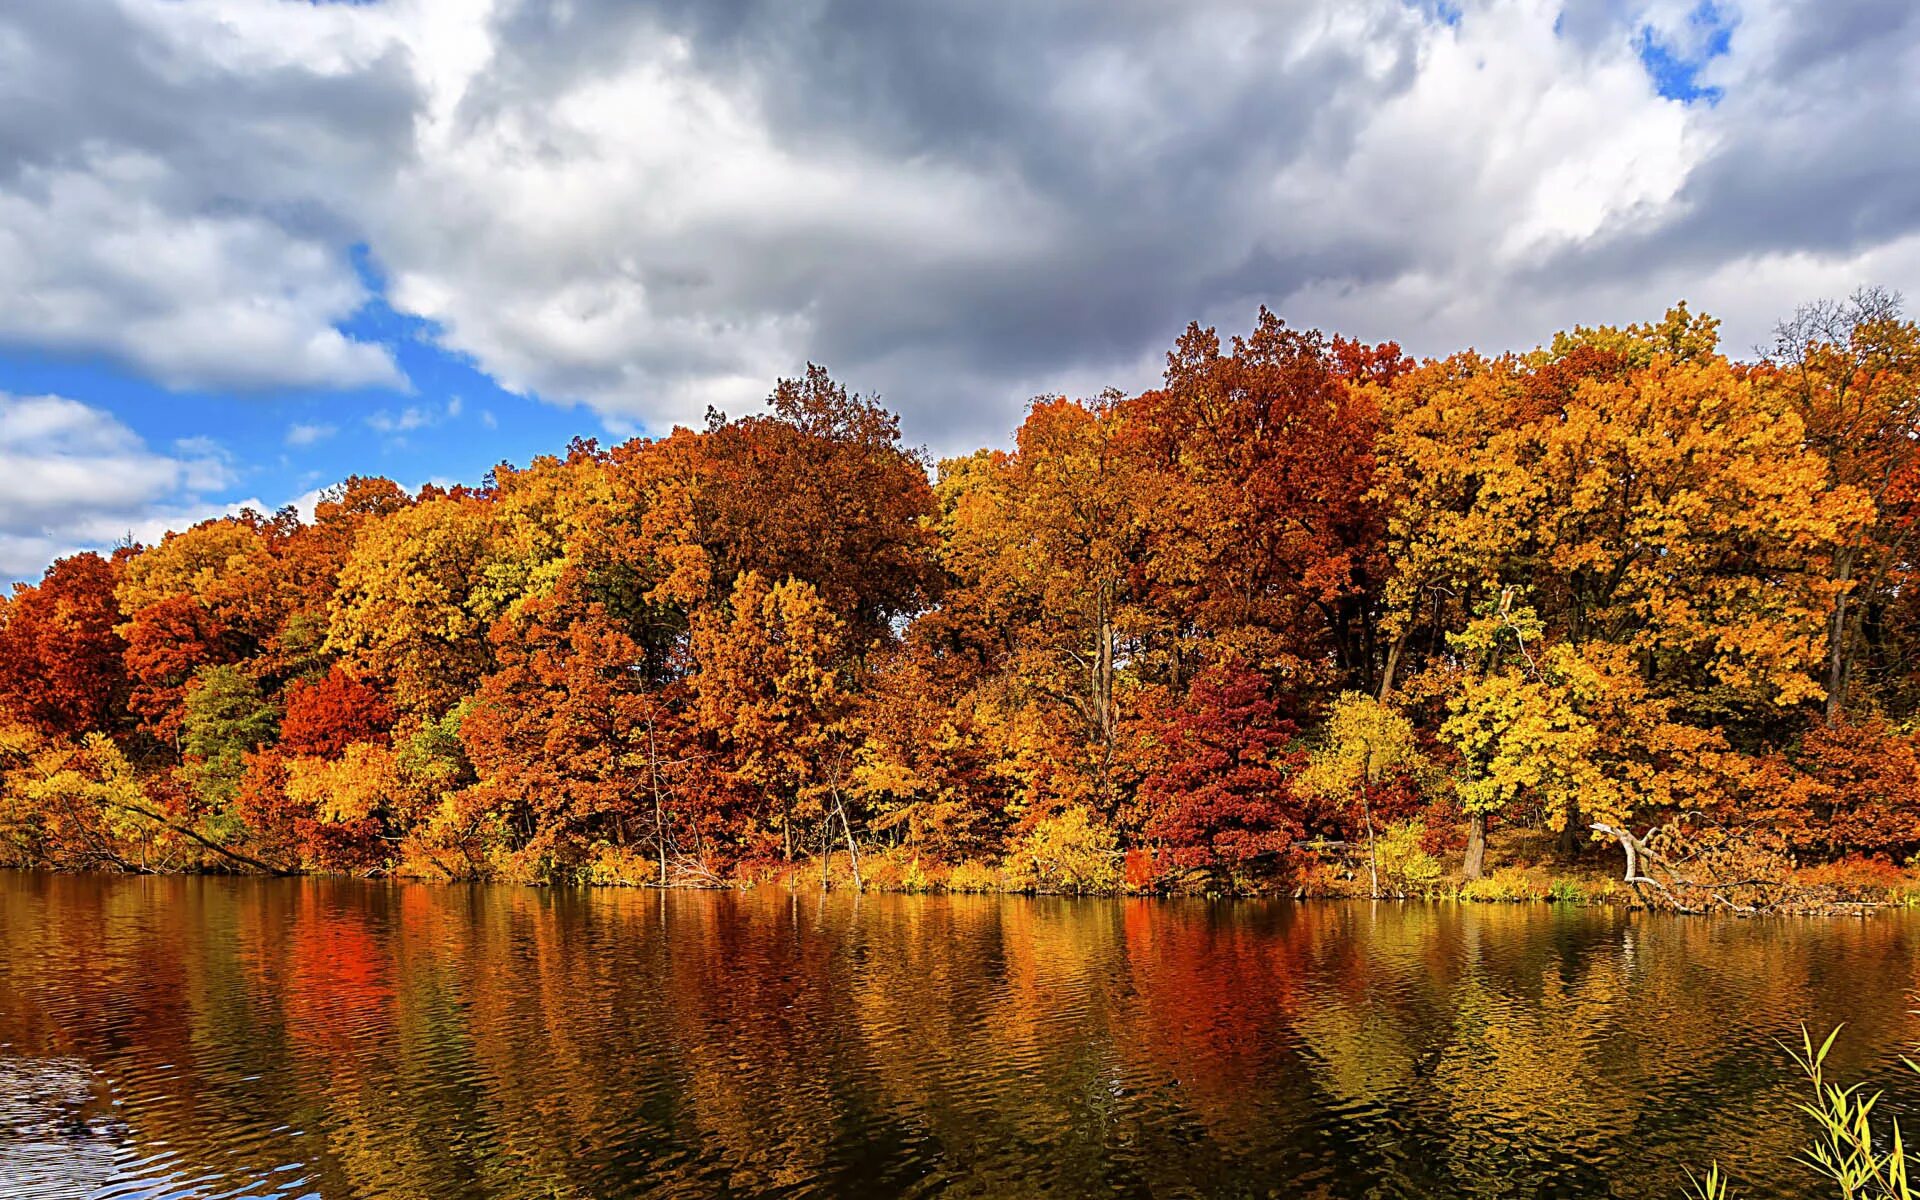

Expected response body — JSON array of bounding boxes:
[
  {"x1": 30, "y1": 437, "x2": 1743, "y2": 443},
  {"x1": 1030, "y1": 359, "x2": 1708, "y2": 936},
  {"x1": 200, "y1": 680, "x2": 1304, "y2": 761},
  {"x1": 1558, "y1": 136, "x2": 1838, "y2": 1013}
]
[
  {"x1": 1591, "y1": 822, "x2": 1669, "y2": 891},
  {"x1": 662, "y1": 853, "x2": 730, "y2": 889},
  {"x1": 1590, "y1": 821, "x2": 1808, "y2": 915}
]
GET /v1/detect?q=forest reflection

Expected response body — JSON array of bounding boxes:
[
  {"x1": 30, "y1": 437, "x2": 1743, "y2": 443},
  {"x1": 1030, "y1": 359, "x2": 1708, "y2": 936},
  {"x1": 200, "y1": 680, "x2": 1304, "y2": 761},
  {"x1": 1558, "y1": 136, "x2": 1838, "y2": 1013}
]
[{"x1": 1, "y1": 873, "x2": 1915, "y2": 1199}]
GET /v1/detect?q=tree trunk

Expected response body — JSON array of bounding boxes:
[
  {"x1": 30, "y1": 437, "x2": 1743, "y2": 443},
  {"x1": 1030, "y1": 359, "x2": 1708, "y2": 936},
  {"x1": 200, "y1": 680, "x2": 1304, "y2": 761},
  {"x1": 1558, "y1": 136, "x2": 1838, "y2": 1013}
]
[
  {"x1": 1827, "y1": 551, "x2": 1856, "y2": 719},
  {"x1": 1556, "y1": 799, "x2": 1581, "y2": 860},
  {"x1": 836, "y1": 793, "x2": 863, "y2": 893},
  {"x1": 648, "y1": 720, "x2": 668, "y2": 887},
  {"x1": 1095, "y1": 582, "x2": 1115, "y2": 753},
  {"x1": 1377, "y1": 628, "x2": 1408, "y2": 702},
  {"x1": 1590, "y1": 821, "x2": 1740, "y2": 913},
  {"x1": 1361, "y1": 786, "x2": 1380, "y2": 899},
  {"x1": 1464, "y1": 812, "x2": 1487, "y2": 880},
  {"x1": 108, "y1": 798, "x2": 298, "y2": 877}
]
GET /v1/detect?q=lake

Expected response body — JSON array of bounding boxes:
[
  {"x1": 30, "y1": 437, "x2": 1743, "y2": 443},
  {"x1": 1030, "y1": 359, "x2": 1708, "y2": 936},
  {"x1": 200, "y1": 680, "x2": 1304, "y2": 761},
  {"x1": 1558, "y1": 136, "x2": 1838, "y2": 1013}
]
[{"x1": 0, "y1": 873, "x2": 1915, "y2": 1199}]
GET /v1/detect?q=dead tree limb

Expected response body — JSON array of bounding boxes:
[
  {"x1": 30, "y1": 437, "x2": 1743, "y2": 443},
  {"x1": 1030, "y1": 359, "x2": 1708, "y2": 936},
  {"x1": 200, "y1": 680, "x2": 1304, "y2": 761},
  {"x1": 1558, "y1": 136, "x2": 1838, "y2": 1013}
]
[{"x1": 1591, "y1": 821, "x2": 1768, "y2": 915}]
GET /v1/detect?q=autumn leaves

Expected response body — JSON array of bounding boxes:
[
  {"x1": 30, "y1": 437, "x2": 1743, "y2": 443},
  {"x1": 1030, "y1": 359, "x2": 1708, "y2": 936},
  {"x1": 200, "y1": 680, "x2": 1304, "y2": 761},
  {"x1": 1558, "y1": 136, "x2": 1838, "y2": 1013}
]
[{"x1": 3, "y1": 300, "x2": 1919, "y2": 892}]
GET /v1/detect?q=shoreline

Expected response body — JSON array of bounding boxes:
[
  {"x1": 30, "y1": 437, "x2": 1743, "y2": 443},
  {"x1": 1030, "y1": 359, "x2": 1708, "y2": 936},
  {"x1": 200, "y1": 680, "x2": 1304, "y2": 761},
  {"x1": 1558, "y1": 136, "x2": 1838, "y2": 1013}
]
[{"x1": 8, "y1": 862, "x2": 1912, "y2": 916}]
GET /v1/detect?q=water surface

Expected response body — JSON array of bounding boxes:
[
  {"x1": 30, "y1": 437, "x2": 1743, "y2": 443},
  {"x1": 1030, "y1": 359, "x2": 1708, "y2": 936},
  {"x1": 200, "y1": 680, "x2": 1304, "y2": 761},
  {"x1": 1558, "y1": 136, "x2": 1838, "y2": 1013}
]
[{"x1": 1, "y1": 873, "x2": 1916, "y2": 1198}]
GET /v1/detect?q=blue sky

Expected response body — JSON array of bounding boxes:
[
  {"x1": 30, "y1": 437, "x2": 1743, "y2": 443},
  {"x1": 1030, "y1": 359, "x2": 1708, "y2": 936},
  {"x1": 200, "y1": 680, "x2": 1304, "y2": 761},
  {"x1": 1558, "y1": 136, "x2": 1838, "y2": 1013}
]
[
  {"x1": 0, "y1": 331, "x2": 588, "y2": 510},
  {"x1": 1635, "y1": 1, "x2": 1734, "y2": 102},
  {"x1": 2, "y1": 0, "x2": 1915, "y2": 583},
  {"x1": 0, "y1": 287, "x2": 598, "y2": 579}
]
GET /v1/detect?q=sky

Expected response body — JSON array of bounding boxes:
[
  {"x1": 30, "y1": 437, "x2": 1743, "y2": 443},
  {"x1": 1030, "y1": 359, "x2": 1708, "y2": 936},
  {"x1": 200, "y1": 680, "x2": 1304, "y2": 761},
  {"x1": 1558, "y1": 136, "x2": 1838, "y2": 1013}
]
[{"x1": 1, "y1": 0, "x2": 1917, "y2": 583}]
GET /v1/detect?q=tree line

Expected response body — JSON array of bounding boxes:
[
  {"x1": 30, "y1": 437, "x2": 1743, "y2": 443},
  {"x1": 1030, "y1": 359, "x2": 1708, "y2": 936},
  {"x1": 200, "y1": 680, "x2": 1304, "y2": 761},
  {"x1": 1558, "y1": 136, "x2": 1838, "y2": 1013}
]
[{"x1": 3, "y1": 294, "x2": 1918, "y2": 895}]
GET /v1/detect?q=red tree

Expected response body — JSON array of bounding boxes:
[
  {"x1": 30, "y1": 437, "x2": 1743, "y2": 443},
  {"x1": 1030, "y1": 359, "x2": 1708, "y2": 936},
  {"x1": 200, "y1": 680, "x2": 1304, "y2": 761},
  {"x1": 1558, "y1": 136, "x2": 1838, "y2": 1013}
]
[
  {"x1": 0, "y1": 553, "x2": 130, "y2": 738},
  {"x1": 1131, "y1": 310, "x2": 1389, "y2": 690},
  {"x1": 1136, "y1": 661, "x2": 1304, "y2": 882},
  {"x1": 682, "y1": 366, "x2": 941, "y2": 643},
  {"x1": 120, "y1": 594, "x2": 226, "y2": 744},
  {"x1": 1792, "y1": 717, "x2": 1920, "y2": 859},
  {"x1": 279, "y1": 669, "x2": 398, "y2": 758}
]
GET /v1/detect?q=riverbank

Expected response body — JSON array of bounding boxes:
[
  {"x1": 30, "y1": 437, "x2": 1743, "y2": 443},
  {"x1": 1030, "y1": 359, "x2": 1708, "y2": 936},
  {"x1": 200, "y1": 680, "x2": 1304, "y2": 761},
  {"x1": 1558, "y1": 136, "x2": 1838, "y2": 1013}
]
[
  {"x1": 14, "y1": 822, "x2": 1915, "y2": 913},
  {"x1": 576, "y1": 826, "x2": 1920, "y2": 914}
]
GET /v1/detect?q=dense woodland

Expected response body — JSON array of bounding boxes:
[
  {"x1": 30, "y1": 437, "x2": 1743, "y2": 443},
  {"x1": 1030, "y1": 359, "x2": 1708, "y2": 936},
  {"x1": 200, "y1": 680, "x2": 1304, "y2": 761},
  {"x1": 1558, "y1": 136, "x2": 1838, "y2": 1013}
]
[{"x1": 4, "y1": 294, "x2": 1919, "y2": 898}]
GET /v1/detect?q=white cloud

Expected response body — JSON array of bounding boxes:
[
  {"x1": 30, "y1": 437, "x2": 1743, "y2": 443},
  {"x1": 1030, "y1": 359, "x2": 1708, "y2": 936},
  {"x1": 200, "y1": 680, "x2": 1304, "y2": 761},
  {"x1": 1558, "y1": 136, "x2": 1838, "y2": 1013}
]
[
  {"x1": 0, "y1": 393, "x2": 249, "y2": 578},
  {"x1": 286, "y1": 422, "x2": 338, "y2": 447},
  {"x1": 361, "y1": 394, "x2": 469, "y2": 443},
  {"x1": 0, "y1": 154, "x2": 402, "y2": 392},
  {"x1": 286, "y1": 486, "x2": 329, "y2": 525},
  {"x1": 0, "y1": 0, "x2": 1914, "y2": 451},
  {"x1": 171, "y1": 435, "x2": 223, "y2": 458},
  {"x1": 345, "y1": 0, "x2": 1920, "y2": 443},
  {"x1": 0, "y1": 0, "x2": 409, "y2": 393},
  {"x1": 365, "y1": 405, "x2": 439, "y2": 434}
]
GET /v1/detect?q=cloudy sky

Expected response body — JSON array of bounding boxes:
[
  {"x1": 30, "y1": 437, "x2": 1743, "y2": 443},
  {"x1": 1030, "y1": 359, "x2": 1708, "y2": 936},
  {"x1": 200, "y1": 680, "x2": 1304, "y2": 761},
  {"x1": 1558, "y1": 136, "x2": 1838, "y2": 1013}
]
[{"x1": 1, "y1": 0, "x2": 1916, "y2": 581}]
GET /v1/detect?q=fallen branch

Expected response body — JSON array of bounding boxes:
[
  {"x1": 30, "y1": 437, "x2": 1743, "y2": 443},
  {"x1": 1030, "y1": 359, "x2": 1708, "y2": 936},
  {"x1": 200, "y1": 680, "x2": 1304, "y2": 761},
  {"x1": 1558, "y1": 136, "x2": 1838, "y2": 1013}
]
[
  {"x1": 1591, "y1": 821, "x2": 1782, "y2": 915},
  {"x1": 664, "y1": 853, "x2": 729, "y2": 889},
  {"x1": 1591, "y1": 822, "x2": 1671, "y2": 889},
  {"x1": 106, "y1": 798, "x2": 298, "y2": 877}
]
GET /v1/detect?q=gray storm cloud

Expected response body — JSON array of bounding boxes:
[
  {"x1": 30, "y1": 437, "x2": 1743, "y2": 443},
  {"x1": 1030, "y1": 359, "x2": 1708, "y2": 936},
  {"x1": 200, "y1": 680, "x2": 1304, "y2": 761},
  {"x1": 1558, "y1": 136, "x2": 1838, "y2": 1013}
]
[{"x1": 0, "y1": 0, "x2": 1915, "y2": 454}]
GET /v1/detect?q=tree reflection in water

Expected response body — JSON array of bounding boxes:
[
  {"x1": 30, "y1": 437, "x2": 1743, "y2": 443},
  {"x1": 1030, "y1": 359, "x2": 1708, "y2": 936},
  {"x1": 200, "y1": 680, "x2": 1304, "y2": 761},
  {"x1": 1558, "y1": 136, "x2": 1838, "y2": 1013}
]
[{"x1": 0, "y1": 873, "x2": 1914, "y2": 1199}]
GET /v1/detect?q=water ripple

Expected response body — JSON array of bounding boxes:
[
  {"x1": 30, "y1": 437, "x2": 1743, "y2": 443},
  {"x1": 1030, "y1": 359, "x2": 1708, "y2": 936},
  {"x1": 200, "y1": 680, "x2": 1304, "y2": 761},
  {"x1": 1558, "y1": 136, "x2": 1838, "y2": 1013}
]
[{"x1": 2, "y1": 878, "x2": 1917, "y2": 1198}]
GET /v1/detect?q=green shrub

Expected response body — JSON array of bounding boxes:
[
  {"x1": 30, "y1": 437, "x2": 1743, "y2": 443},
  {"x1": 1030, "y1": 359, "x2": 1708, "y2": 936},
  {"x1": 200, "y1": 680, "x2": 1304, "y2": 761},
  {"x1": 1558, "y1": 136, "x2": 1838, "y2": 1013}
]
[{"x1": 1547, "y1": 876, "x2": 1585, "y2": 904}]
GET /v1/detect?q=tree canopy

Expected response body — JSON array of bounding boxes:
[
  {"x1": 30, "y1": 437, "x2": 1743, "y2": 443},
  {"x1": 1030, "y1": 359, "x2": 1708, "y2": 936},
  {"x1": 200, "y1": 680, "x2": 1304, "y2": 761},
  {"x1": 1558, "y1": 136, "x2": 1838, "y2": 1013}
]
[{"x1": 5, "y1": 300, "x2": 1919, "y2": 895}]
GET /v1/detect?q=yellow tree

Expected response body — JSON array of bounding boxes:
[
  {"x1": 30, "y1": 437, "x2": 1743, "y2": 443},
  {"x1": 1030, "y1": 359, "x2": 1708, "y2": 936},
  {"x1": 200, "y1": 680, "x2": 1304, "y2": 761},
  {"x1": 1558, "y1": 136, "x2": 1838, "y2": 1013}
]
[
  {"x1": 1377, "y1": 310, "x2": 1867, "y2": 719},
  {"x1": 1369, "y1": 351, "x2": 1547, "y2": 696},
  {"x1": 1760, "y1": 288, "x2": 1920, "y2": 716},
  {"x1": 473, "y1": 441, "x2": 612, "y2": 620},
  {"x1": 273, "y1": 476, "x2": 413, "y2": 674},
  {"x1": 1439, "y1": 600, "x2": 1726, "y2": 877},
  {"x1": 690, "y1": 572, "x2": 858, "y2": 881},
  {"x1": 326, "y1": 495, "x2": 498, "y2": 715},
  {"x1": 1377, "y1": 308, "x2": 1870, "y2": 881},
  {"x1": 281, "y1": 744, "x2": 406, "y2": 857},
  {"x1": 1299, "y1": 693, "x2": 1429, "y2": 894},
  {"x1": 2, "y1": 716, "x2": 288, "y2": 875},
  {"x1": 1529, "y1": 335, "x2": 1866, "y2": 714},
  {"x1": 1441, "y1": 663, "x2": 1606, "y2": 881},
  {"x1": 115, "y1": 514, "x2": 292, "y2": 742},
  {"x1": 849, "y1": 647, "x2": 1002, "y2": 862},
  {"x1": 936, "y1": 396, "x2": 1153, "y2": 810},
  {"x1": 116, "y1": 514, "x2": 289, "y2": 649}
]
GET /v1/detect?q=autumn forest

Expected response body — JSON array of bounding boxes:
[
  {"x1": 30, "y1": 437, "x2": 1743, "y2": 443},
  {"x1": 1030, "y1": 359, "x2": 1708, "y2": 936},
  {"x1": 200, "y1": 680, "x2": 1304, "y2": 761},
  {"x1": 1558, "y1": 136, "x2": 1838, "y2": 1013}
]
[{"x1": 5, "y1": 295, "x2": 1919, "y2": 905}]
